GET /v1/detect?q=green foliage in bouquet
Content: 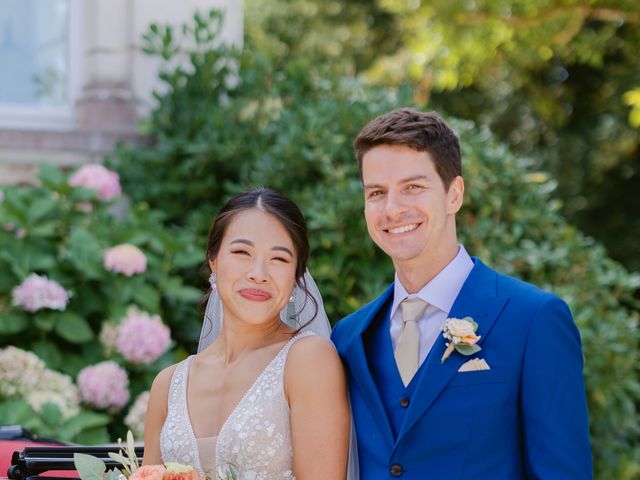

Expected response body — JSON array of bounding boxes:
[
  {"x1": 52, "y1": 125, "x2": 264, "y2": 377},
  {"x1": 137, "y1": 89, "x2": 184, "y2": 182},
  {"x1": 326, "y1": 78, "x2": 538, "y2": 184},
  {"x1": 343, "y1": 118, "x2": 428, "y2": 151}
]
[
  {"x1": 113, "y1": 10, "x2": 640, "y2": 477},
  {"x1": 0, "y1": 164, "x2": 202, "y2": 443}
]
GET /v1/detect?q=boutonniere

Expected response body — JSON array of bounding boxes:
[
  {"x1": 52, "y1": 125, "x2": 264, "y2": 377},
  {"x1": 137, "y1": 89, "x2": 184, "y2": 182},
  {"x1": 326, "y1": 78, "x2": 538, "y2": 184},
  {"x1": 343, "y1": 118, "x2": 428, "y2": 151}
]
[{"x1": 441, "y1": 316, "x2": 481, "y2": 363}]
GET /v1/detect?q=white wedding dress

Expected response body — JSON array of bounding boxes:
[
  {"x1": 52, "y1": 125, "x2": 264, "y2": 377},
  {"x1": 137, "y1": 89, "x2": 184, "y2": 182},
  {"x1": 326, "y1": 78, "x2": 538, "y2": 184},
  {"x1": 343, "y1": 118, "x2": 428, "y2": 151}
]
[{"x1": 160, "y1": 331, "x2": 314, "y2": 479}]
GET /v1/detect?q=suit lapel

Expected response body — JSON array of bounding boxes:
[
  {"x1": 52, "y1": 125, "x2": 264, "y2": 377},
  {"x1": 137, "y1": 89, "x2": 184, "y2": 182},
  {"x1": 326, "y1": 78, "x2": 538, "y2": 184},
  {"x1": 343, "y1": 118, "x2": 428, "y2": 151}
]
[
  {"x1": 397, "y1": 259, "x2": 510, "y2": 441},
  {"x1": 343, "y1": 285, "x2": 395, "y2": 446}
]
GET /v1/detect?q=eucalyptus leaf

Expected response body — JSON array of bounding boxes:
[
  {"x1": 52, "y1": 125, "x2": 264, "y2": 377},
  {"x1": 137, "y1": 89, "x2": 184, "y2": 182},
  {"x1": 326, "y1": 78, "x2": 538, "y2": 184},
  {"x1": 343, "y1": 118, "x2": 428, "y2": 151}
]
[
  {"x1": 455, "y1": 344, "x2": 481, "y2": 356},
  {"x1": 74, "y1": 453, "x2": 106, "y2": 480},
  {"x1": 108, "y1": 452, "x2": 130, "y2": 467}
]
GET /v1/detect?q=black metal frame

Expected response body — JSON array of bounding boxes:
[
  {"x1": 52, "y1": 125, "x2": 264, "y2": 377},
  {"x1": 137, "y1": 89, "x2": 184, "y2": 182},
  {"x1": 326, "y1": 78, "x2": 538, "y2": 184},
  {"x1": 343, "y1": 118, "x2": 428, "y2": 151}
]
[{"x1": 8, "y1": 445, "x2": 144, "y2": 480}]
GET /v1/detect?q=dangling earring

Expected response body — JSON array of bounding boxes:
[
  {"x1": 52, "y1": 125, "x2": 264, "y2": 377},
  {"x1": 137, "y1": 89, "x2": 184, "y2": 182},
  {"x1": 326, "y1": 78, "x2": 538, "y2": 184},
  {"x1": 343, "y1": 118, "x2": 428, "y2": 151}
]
[
  {"x1": 289, "y1": 292, "x2": 295, "y2": 303},
  {"x1": 209, "y1": 272, "x2": 217, "y2": 291}
]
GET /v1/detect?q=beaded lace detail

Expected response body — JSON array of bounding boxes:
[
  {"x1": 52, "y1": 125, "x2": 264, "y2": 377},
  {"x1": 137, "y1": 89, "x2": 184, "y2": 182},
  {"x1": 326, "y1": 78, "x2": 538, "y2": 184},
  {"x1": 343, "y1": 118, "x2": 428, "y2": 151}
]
[{"x1": 160, "y1": 331, "x2": 314, "y2": 479}]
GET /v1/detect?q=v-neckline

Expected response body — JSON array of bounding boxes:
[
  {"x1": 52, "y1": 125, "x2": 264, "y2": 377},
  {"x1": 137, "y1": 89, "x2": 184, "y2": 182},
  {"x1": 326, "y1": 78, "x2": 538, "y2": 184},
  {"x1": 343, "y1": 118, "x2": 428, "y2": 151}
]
[{"x1": 183, "y1": 332, "x2": 306, "y2": 451}]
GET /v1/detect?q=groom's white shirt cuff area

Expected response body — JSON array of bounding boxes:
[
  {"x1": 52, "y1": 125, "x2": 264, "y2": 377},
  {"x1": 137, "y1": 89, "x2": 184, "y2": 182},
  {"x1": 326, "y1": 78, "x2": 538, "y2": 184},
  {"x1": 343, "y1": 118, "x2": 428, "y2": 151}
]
[{"x1": 390, "y1": 245, "x2": 474, "y2": 366}]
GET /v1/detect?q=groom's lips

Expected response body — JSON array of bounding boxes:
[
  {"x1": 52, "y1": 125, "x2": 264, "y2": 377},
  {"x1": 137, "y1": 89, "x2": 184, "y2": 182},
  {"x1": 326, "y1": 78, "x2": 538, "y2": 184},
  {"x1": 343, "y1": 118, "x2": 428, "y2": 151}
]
[
  {"x1": 239, "y1": 289, "x2": 272, "y2": 301},
  {"x1": 383, "y1": 222, "x2": 422, "y2": 234}
]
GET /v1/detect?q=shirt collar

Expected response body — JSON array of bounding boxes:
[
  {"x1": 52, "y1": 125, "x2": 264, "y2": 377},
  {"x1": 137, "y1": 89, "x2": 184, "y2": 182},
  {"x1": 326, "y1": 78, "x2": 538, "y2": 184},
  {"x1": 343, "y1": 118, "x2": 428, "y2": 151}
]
[{"x1": 391, "y1": 245, "x2": 474, "y2": 318}]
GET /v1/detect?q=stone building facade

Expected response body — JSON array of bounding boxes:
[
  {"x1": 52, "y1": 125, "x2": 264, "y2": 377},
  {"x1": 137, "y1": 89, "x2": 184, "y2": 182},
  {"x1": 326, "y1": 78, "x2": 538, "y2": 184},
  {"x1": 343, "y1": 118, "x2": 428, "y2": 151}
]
[{"x1": 0, "y1": 0, "x2": 242, "y2": 184}]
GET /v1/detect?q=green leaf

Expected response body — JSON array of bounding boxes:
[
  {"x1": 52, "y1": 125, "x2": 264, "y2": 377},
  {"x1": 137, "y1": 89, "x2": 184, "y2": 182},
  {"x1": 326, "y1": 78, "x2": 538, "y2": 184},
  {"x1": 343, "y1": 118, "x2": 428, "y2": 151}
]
[
  {"x1": 40, "y1": 402, "x2": 63, "y2": 427},
  {"x1": 38, "y1": 164, "x2": 66, "y2": 189},
  {"x1": 462, "y1": 316, "x2": 479, "y2": 330},
  {"x1": 108, "y1": 452, "x2": 130, "y2": 467},
  {"x1": 74, "y1": 453, "x2": 106, "y2": 480},
  {"x1": 164, "y1": 278, "x2": 202, "y2": 302},
  {"x1": 104, "y1": 468, "x2": 124, "y2": 480},
  {"x1": 31, "y1": 340, "x2": 63, "y2": 369},
  {"x1": 132, "y1": 283, "x2": 161, "y2": 312},
  {"x1": 26, "y1": 196, "x2": 57, "y2": 224},
  {"x1": 73, "y1": 426, "x2": 110, "y2": 446},
  {"x1": 59, "y1": 411, "x2": 111, "y2": 439},
  {"x1": 34, "y1": 312, "x2": 56, "y2": 331},
  {"x1": 55, "y1": 311, "x2": 94, "y2": 343},
  {"x1": 68, "y1": 227, "x2": 104, "y2": 279},
  {"x1": 68, "y1": 187, "x2": 98, "y2": 201},
  {"x1": 29, "y1": 221, "x2": 59, "y2": 238},
  {"x1": 0, "y1": 311, "x2": 30, "y2": 335},
  {"x1": 0, "y1": 399, "x2": 37, "y2": 425},
  {"x1": 455, "y1": 344, "x2": 481, "y2": 356}
]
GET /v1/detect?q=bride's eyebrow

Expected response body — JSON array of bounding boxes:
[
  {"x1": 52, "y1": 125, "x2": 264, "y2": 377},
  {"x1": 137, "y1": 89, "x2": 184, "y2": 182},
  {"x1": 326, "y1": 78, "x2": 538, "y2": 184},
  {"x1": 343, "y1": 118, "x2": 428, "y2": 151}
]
[
  {"x1": 230, "y1": 238, "x2": 253, "y2": 247},
  {"x1": 272, "y1": 246, "x2": 293, "y2": 256},
  {"x1": 230, "y1": 239, "x2": 293, "y2": 257}
]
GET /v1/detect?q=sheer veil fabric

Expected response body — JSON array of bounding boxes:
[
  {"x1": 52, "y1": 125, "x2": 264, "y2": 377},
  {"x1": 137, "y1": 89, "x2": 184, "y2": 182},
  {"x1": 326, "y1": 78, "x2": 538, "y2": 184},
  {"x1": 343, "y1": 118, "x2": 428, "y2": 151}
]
[{"x1": 197, "y1": 270, "x2": 359, "y2": 479}]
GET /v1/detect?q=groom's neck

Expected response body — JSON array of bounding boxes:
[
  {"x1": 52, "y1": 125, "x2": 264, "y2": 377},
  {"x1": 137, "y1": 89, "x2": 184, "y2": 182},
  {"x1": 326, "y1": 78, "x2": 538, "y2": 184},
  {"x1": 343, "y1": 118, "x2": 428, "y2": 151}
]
[{"x1": 394, "y1": 244, "x2": 459, "y2": 293}]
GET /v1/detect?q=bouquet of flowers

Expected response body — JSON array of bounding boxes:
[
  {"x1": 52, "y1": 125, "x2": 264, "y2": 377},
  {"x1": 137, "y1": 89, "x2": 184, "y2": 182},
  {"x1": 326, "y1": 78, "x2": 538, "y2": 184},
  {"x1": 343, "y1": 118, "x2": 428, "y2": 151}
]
[{"x1": 73, "y1": 431, "x2": 238, "y2": 480}]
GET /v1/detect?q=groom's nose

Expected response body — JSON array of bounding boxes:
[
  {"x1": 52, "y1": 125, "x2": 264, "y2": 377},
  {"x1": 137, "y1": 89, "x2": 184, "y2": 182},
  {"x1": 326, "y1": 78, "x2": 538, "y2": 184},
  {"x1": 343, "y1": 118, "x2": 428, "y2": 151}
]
[{"x1": 383, "y1": 190, "x2": 408, "y2": 218}]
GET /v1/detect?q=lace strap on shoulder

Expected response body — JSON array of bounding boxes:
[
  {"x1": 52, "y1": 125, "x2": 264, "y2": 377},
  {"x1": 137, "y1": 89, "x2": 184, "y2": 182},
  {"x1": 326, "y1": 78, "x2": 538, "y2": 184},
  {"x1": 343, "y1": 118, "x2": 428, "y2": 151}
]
[
  {"x1": 167, "y1": 356, "x2": 192, "y2": 404},
  {"x1": 278, "y1": 330, "x2": 316, "y2": 364}
]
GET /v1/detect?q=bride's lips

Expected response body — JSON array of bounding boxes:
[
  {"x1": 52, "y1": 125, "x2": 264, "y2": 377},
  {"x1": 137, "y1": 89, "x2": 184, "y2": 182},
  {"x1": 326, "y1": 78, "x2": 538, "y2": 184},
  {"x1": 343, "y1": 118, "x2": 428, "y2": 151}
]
[{"x1": 239, "y1": 288, "x2": 272, "y2": 301}]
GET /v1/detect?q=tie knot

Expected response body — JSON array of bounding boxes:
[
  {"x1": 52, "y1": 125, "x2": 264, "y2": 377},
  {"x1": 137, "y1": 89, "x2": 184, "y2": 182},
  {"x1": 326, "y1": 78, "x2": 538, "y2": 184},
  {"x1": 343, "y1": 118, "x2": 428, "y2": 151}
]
[{"x1": 401, "y1": 297, "x2": 428, "y2": 324}]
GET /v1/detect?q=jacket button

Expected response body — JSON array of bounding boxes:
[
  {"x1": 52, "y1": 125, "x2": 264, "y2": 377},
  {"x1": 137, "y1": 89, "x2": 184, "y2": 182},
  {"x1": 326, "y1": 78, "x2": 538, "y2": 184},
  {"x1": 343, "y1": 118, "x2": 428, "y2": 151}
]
[
  {"x1": 400, "y1": 397, "x2": 410, "y2": 408},
  {"x1": 390, "y1": 464, "x2": 403, "y2": 476}
]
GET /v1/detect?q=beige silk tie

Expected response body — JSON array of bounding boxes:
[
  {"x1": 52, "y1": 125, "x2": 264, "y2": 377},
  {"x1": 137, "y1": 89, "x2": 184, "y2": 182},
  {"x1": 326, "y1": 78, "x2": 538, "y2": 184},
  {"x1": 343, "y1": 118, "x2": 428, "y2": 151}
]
[{"x1": 395, "y1": 297, "x2": 428, "y2": 386}]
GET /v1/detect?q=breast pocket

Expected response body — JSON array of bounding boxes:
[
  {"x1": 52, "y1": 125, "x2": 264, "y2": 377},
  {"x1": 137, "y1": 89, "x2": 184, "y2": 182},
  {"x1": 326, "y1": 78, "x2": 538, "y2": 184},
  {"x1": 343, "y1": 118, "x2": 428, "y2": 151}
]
[{"x1": 446, "y1": 367, "x2": 507, "y2": 387}]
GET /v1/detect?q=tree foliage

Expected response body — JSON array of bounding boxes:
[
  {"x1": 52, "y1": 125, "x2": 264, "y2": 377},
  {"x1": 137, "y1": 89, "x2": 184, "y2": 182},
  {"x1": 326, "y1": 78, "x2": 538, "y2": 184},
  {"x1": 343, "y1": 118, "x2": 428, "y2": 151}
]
[
  {"x1": 112, "y1": 12, "x2": 640, "y2": 477},
  {"x1": 245, "y1": 0, "x2": 640, "y2": 271}
]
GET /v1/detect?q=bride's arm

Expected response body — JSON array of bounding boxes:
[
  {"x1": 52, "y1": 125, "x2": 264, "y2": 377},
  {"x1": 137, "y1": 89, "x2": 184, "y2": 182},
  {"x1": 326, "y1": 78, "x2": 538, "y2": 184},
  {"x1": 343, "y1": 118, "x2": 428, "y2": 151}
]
[
  {"x1": 142, "y1": 365, "x2": 175, "y2": 465},
  {"x1": 285, "y1": 336, "x2": 350, "y2": 480}
]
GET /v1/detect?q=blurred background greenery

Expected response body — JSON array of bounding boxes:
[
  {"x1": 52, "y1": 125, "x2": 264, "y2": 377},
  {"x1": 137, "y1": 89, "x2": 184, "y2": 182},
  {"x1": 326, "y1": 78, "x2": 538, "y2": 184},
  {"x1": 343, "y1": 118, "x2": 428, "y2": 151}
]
[{"x1": 1, "y1": 2, "x2": 638, "y2": 478}]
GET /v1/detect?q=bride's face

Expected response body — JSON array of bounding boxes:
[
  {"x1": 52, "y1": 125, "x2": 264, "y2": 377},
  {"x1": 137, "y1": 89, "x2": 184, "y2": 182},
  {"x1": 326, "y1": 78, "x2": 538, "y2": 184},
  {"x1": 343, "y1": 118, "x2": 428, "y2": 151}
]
[{"x1": 209, "y1": 208, "x2": 298, "y2": 328}]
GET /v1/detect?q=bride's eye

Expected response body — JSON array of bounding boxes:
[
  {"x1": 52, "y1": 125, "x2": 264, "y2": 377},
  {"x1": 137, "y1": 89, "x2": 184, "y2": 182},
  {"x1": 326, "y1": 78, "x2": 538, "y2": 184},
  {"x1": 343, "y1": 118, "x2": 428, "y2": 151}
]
[
  {"x1": 231, "y1": 249, "x2": 250, "y2": 256},
  {"x1": 273, "y1": 256, "x2": 291, "y2": 263}
]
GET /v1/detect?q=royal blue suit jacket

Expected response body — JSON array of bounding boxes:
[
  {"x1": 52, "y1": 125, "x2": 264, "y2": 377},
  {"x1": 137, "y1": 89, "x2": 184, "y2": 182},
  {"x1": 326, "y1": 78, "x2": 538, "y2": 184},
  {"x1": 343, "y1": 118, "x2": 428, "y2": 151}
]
[{"x1": 331, "y1": 258, "x2": 592, "y2": 479}]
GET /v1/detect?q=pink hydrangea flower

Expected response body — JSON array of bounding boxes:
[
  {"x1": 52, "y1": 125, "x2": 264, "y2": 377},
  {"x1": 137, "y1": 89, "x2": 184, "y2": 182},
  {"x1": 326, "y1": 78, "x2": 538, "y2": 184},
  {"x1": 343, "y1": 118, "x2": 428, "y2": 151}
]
[
  {"x1": 117, "y1": 309, "x2": 171, "y2": 365},
  {"x1": 104, "y1": 244, "x2": 147, "y2": 276},
  {"x1": 12, "y1": 274, "x2": 70, "y2": 313},
  {"x1": 77, "y1": 361, "x2": 130, "y2": 411},
  {"x1": 68, "y1": 164, "x2": 121, "y2": 200}
]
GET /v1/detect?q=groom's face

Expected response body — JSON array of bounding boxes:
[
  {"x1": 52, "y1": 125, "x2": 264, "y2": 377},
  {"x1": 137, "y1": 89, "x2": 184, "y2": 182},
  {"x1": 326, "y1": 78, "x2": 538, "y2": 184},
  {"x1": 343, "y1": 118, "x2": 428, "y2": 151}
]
[{"x1": 362, "y1": 144, "x2": 463, "y2": 272}]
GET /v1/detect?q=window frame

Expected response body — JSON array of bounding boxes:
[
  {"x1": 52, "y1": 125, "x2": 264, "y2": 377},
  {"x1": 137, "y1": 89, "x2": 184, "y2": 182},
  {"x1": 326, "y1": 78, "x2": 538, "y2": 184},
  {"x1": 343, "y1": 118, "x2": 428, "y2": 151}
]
[{"x1": 0, "y1": 0, "x2": 83, "y2": 131}]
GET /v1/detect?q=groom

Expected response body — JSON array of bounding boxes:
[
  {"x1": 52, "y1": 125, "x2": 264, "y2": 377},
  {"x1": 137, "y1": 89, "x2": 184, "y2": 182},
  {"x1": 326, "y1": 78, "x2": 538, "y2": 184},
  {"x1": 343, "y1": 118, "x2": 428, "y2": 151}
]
[{"x1": 331, "y1": 108, "x2": 592, "y2": 478}]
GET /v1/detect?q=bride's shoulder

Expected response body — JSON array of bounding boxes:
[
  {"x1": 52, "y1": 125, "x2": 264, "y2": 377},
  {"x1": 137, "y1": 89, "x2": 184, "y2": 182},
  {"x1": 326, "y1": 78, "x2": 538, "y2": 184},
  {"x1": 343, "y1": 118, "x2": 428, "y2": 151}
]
[
  {"x1": 288, "y1": 333, "x2": 337, "y2": 359},
  {"x1": 285, "y1": 335, "x2": 342, "y2": 378},
  {"x1": 149, "y1": 361, "x2": 182, "y2": 396},
  {"x1": 284, "y1": 334, "x2": 345, "y2": 401}
]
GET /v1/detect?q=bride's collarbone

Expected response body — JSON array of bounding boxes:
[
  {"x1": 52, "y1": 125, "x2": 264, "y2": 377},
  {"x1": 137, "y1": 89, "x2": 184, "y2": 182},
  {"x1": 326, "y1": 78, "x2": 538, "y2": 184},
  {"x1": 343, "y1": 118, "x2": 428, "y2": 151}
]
[{"x1": 186, "y1": 341, "x2": 289, "y2": 437}]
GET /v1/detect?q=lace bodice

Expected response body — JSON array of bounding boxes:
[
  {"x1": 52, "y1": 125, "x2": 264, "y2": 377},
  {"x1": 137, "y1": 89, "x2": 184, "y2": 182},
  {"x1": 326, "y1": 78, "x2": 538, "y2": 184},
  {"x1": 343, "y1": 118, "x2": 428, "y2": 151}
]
[{"x1": 160, "y1": 332, "x2": 314, "y2": 479}]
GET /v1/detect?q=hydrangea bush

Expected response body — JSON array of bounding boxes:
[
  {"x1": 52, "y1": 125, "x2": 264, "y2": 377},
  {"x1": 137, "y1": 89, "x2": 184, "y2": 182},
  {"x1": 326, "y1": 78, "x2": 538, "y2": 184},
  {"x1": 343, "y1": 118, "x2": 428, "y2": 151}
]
[{"x1": 0, "y1": 164, "x2": 203, "y2": 443}]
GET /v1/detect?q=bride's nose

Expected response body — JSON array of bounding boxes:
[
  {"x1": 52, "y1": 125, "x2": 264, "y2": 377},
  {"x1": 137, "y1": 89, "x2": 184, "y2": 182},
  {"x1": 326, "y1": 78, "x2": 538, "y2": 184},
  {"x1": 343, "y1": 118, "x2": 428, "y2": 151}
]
[{"x1": 247, "y1": 258, "x2": 269, "y2": 283}]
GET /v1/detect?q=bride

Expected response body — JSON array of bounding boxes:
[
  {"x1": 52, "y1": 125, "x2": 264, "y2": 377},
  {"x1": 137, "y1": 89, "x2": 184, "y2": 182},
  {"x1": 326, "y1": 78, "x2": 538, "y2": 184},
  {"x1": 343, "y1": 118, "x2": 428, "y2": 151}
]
[{"x1": 142, "y1": 188, "x2": 354, "y2": 479}]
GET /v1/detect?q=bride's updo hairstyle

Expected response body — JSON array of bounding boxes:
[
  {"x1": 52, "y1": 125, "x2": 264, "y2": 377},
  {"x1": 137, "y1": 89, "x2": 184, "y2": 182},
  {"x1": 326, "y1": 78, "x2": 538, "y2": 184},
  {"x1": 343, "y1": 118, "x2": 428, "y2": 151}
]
[{"x1": 204, "y1": 187, "x2": 318, "y2": 330}]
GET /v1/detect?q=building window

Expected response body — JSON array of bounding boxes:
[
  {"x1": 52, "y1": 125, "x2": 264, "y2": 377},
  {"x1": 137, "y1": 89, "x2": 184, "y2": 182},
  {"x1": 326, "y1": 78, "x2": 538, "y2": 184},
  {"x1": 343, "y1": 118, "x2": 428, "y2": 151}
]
[{"x1": 0, "y1": 0, "x2": 81, "y2": 130}]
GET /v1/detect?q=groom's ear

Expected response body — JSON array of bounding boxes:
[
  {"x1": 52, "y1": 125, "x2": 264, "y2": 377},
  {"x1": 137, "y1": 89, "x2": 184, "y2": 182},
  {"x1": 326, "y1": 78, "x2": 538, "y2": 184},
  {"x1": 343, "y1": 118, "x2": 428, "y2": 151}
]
[{"x1": 446, "y1": 176, "x2": 464, "y2": 214}]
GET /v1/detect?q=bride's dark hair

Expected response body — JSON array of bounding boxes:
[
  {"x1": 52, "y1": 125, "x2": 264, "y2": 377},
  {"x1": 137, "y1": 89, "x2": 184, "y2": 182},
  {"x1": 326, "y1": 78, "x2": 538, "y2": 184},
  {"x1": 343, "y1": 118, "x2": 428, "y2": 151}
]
[{"x1": 202, "y1": 187, "x2": 318, "y2": 332}]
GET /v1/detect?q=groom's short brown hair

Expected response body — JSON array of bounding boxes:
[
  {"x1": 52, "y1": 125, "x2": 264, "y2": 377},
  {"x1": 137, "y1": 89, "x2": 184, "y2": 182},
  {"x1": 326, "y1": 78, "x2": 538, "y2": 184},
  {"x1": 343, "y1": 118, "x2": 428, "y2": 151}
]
[{"x1": 353, "y1": 108, "x2": 462, "y2": 190}]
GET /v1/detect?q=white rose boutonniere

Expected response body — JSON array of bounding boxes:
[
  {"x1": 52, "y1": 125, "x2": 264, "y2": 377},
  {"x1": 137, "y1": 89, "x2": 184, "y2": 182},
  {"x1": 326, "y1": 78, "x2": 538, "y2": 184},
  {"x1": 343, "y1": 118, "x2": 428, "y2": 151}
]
[{"x1": 441, "y1": 316, "x2": 481, "y2": 363}]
